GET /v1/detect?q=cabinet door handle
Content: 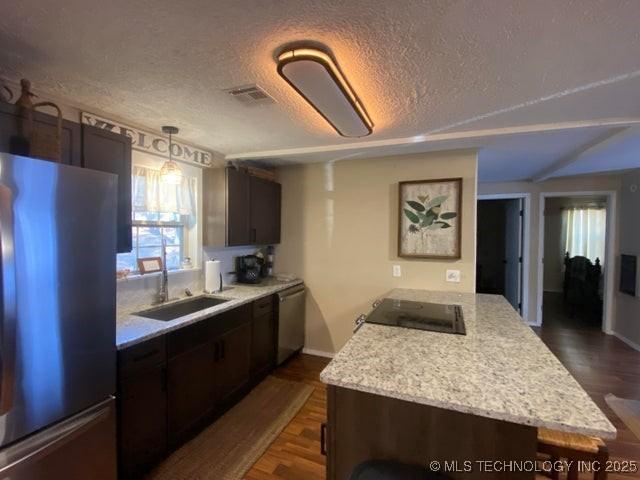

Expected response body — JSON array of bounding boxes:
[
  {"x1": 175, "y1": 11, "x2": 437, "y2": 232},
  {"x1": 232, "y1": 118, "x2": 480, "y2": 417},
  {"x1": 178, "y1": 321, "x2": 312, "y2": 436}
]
[
  {"x1": 251, "y1": 228, "x2": 257, "y2": 243},
  {"x1": 320, "y1": 423, "x2": 327, "y2": 456}
]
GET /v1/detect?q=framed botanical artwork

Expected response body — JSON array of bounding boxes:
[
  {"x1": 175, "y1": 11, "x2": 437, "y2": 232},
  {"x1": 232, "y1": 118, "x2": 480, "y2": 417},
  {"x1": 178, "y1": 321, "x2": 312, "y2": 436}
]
[{"x1": 398, "y1": 178, "x2": 463, "y2": 259}]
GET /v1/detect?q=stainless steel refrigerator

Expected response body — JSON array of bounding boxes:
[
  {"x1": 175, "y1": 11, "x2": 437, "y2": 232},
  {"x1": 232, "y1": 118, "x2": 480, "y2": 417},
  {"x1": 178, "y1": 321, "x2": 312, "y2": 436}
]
[{"x1": 0, "y1": 153, "x2": 117, "y2": 479}]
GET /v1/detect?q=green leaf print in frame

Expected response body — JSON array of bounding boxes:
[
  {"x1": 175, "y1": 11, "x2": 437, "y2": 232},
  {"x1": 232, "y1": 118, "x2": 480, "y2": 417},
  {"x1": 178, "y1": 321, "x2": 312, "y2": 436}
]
[{"x1": 398, "y1": 178, "x2": 462, "y2": 259}]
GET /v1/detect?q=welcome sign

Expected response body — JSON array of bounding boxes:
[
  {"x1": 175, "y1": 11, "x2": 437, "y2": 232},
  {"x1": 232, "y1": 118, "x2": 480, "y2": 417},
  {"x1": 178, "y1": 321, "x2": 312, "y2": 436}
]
[{"x1": 81, "y1": 112, "x2": 214, "y2": 167}]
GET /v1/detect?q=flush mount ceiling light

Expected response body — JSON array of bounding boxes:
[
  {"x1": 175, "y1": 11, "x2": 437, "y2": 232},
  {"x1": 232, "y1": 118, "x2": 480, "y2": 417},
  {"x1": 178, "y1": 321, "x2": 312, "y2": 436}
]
[
  {"x1": 277, "y1": 48, "x2": 373, "y2": 138},
  {"x1": 160, "y1": 126, "x2": 182, "y2": 185}
]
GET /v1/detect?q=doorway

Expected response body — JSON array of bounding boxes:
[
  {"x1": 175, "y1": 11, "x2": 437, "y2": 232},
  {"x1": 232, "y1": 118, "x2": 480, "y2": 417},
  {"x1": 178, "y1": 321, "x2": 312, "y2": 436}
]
[
  {"x1": 476, "y1": 194, "x2": 530, "y2": 318},
  {"x1": 540, "y1": 194, "x2": 610, "y2": 331}
]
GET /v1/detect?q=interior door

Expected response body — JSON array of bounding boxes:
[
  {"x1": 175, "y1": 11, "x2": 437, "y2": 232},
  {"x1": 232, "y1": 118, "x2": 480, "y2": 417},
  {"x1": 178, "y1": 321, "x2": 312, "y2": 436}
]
[{"x1": 504, "y1": 199, "x2": 524, "y2": 312}]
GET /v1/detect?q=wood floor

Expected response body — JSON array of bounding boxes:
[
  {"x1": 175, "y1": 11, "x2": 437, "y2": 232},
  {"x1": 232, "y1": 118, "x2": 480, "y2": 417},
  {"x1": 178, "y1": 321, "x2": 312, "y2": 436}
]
[
  {"x1": 245, "y1": 324, "x2": 640, "y2": 480},
  {"x1": 535, "y1": 328, "x2": 640, "y2": 479},
  {"x1": 244, "y1": 354, "x2": 330, "y2": 480}
]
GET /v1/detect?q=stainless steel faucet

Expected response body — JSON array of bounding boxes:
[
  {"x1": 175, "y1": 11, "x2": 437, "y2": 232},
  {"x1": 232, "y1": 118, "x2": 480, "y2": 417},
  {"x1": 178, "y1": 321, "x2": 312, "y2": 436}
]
[{"x1": 157, "y1": 238, "x2": 169, "y2": 303}]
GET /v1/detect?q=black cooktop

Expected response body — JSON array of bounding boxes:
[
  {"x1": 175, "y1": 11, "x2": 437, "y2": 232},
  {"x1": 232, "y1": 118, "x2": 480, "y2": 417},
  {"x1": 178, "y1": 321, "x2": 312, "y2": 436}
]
[{"x1": 365, "y1": 298, "x2": 466, "y2": 335}]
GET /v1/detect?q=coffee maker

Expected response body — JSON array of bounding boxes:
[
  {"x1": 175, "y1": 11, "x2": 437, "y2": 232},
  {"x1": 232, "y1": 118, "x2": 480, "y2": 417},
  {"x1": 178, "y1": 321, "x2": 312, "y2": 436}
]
[{"x1": 236, "y1": 255, "x2": 263, "y2": 284}]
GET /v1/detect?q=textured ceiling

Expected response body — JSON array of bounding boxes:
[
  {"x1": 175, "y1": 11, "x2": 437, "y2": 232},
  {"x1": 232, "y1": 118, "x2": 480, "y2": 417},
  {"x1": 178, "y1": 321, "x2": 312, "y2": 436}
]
[{"x1": 1, "y1": 0, "x2": 640, "y2": 180}]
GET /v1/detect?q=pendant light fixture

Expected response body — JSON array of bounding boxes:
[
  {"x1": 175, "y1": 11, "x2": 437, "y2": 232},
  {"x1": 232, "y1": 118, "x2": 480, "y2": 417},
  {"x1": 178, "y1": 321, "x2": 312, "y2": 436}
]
[
  {"x1": 277, "y1": 47, "x2": 373, "y2": 138},
  {"x1": 160, "y1": 126, "x2": 182, "y2": 185}
]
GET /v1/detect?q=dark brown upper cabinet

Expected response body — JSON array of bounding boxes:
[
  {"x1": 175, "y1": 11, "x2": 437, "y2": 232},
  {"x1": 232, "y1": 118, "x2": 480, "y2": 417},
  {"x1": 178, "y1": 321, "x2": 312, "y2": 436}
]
[
  {"x1": 226, "y1": 166, "x2": 251, "y2": 246},
  {"x1": 249, "y1": 175, "x2": 281, "y2": 245},
  {"x1": 0, "y1": 103, "x2": 81, "y2": 166},
  {"x1": 0, "y1": 104, "x2": 132, "y2": 253},
  {"x1": 203, "y1": 166, "x2": 281, "y2": 247},
  {"x1": 82, "y1": 124, "x2": 133, "y2": 253}
]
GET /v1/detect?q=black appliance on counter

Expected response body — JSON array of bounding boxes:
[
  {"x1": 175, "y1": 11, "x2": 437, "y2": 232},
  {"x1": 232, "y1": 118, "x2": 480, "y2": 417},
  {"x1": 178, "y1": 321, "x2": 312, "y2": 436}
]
[
  {"x1": 364, "y1": 298, "x2": 466, "y2": 335},
  {"x1": 236, "y1": 255, "x2": 263, "y2": 284}
]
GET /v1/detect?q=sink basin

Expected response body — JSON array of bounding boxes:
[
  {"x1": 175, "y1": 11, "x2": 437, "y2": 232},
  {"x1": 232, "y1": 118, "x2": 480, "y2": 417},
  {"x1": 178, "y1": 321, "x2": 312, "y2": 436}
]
[{"x1": 134, "y1": 296, "x2": 229, "y2": 321}]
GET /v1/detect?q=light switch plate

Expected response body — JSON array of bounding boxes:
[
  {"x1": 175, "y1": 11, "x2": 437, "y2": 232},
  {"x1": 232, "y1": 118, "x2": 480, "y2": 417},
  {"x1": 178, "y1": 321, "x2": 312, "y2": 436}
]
[
  {"x1": 446, "y1": 269, "x2": 461, "y2": 283},
  {"x1": 392, "y1": 265, "x2": 402, "y2": 277}
]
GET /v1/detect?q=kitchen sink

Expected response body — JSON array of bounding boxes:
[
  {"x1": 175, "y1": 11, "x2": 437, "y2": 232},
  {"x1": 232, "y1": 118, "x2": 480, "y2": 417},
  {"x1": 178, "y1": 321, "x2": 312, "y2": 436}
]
[{"x1": 134, "y1": 296, "x2": 230, "y2": 321}]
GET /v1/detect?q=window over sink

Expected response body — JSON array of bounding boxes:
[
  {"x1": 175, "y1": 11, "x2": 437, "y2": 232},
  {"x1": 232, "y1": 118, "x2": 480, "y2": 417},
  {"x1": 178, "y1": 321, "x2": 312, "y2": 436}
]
[{"x1": 117, "y1": 163, "x2": 198, "y2": 274}]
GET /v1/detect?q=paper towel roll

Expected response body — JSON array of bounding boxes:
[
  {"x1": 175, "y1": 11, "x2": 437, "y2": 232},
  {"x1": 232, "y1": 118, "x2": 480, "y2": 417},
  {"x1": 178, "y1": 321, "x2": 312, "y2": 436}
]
[{"x1": 205, "y1": 260, "x2": 222, "y2": 293}]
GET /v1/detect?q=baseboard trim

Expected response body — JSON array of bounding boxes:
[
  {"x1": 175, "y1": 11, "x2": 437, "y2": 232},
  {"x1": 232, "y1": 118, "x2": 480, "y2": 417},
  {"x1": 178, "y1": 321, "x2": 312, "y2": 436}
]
[
  {"x1": 302, "y1": 347, "x2": 335, "y2": 359},
  {"x1": 612, "y1": 331, "x2": 640, "y2": 352}
]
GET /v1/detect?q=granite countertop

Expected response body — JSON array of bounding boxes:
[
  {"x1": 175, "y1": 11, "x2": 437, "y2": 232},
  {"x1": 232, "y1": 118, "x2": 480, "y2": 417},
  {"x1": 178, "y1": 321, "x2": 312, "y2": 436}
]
[
  {"x1": 320, "y1": 288, "x2": 616, "y2": 439},
  {"x1": 116, "y1": 278, "x2": 303, "y2": 350}
]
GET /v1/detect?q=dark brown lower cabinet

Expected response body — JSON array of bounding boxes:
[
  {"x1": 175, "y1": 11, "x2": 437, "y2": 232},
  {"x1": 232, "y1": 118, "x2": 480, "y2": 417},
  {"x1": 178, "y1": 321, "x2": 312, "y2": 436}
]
[
  {"x1": 214, "y1": 322, "x2": 252, "y2": 405},
  {"x1": 167, "y1": 340, "x2": 216, "y2": 446},
  {"x1": 117, "y1": 337, "x2": 167, "y2": 480},
  {"x1": 117, "y1": 296, "x2": 278, "y2": 478},
  {"x1": 251, "y1": 312, "x2": 276, "y2": 377},
  {"x1": 326, "y1": 386, "x2": 537, "y2": 480}
]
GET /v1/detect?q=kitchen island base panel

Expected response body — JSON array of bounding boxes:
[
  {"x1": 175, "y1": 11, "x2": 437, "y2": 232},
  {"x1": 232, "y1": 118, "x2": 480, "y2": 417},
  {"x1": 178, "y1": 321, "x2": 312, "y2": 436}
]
[{"x1": 326, "y1": 385, "x2": 537, "y2": 480}]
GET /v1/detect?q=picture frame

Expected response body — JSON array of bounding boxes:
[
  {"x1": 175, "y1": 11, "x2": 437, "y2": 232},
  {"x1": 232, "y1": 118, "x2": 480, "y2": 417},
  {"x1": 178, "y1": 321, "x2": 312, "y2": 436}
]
[
  {"x1": 137, "y1": 257, "x2": 163, "y2": 274},
  {"x1": 398, "y1": 178, "x2": 463, "y2": 259}
]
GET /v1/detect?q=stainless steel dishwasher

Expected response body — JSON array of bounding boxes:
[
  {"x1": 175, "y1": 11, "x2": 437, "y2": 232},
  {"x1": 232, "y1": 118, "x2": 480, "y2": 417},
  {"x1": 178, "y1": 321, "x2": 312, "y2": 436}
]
[{"x1": 277, "y1": 284, "x2": 306, "y2": 365}]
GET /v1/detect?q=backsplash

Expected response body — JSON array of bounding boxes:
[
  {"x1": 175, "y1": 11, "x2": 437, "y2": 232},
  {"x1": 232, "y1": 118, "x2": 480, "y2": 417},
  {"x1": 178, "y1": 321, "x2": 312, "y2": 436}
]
[
  {"x1": 202, "y1": 245, "x2": 265, "y2": 285},
  {"x1": 116, "y1": 245, "x2": 266, "y2": 313},
  {"x1": 116, "y1": 268, "x2": 203, "y2": 313}
]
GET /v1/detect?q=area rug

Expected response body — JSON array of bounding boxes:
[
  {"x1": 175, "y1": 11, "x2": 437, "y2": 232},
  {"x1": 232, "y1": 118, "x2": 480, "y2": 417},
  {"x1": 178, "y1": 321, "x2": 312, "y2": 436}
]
[
  {"x1": 605, "y1": 393, "x2": 640, "y2": 441},
  {"x1": 147, "y1": 376, "x2": 313, "y2": 480}
]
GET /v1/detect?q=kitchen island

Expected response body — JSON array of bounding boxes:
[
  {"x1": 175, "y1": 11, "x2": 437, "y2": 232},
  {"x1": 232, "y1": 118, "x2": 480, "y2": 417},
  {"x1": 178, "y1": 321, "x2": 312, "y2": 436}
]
[{"x1": 320, "y1": 289, "x2": 615, "y2": 480}]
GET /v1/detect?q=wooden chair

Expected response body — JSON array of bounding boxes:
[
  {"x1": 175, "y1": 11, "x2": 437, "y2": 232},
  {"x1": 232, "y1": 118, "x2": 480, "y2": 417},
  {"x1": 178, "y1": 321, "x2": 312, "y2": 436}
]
[
  {"x1": 537, "y1": 427, "x2": 608, "y2": 480},
  {"x1": 563, "y1": 253, "x2": 603, "y2": 324}
]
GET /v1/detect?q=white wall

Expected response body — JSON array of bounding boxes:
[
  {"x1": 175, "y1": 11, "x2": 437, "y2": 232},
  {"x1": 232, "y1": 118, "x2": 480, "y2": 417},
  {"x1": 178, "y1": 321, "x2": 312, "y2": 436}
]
[
  {"x1": 479, "y1": 175, "x2": 621, "y2": 325},
  {"x1": 615, "y1": 169, "x2": 640, "y2": 347}
]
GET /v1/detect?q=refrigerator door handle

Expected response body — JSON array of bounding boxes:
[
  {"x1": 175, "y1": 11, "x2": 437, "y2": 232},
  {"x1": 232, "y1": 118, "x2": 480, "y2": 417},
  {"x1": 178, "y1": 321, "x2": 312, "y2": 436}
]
[
  {"x1": 0, "y1": 396, "x2": 114, "y2": 476},
  {"x1": 0, "y1": 185, "x2": 16, "y2": 415}
]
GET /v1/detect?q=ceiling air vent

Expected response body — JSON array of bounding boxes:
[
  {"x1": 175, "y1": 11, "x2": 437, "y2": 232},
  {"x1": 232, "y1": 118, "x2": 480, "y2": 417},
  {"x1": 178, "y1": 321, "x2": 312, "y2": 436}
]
[{"x1": 226, "y1": 84, "x2": 275, "y2": 105}]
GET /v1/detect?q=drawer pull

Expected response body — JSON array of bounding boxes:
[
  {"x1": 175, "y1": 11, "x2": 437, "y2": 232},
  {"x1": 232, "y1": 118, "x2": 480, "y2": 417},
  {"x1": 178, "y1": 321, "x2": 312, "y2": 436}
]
[{"x1": 320, "y1": 423, "x2": 327, "y2": 456}]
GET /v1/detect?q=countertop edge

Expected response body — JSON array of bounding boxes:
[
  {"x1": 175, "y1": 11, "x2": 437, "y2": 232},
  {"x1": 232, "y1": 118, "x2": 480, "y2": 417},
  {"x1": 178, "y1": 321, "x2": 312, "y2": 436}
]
[
  {"x1": 116, "y1": 279, "x2": 303, "y2": 350},
  {"x1": 318, "y1": 288, "x2": 616, "y2": 440},
  {"x1": 319, "y1": 376, "x2": 617, "y2": 439}
]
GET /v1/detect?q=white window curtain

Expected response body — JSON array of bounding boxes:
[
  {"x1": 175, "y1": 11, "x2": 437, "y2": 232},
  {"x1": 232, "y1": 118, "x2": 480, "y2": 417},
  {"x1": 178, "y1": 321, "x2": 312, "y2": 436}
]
[
  {"x1": 561, "y1": 207, "x2": 606, "y2": 264},
  {"x1": 132, "y1": 165, "x2": 196, "y2": 215}
]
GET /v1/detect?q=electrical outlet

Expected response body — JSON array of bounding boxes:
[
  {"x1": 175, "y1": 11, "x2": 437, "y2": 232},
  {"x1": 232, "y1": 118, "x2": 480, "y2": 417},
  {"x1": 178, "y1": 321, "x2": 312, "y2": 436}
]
[
  {"x1": 446, "y1": 269, "x2": 461, "y2": 283},
  {"x1": 392, "y1": 265, "x2": 402, "y2": 277}
]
